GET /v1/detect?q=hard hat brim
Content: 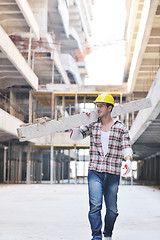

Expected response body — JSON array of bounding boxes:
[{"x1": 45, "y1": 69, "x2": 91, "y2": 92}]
[{"x1": 94, "y1": 100, "x2": 114, "y2": 106}]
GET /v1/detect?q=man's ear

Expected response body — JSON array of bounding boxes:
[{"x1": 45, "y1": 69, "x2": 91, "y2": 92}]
[{"x1": 108, "y1": 105, "x2": 112, "y2": 112}]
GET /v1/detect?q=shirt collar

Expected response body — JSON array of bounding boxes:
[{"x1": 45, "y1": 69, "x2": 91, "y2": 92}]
[{"x1": 113, "y1": 117, "x2": 121, "y2": 124}]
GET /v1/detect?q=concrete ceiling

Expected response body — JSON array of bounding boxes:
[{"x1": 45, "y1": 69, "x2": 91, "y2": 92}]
[
  {"x1": 133, "y1": 114, "x2": 160, "y2": 160},
  {"x1": 125, "y1": 0, "x2": 160, "y2": 160},
  {"x1": 0, "y1": 0, "x2": 86, "y2": 88},
  {"x1": 0, "y1": 0, "x2": 39, "y2": 89},
  {"x1": 0, "y1": 1, "x2": 66, "y2": 89},
  {"x1": 0, "y1": 130, "x2": 16, "y2": 142},
  {"x1": 48, "y1": 0, "x2": 85, "y2": 51},
  {"x1": 125, "y1": 0, "x2": 160, "y2": 93},
  {"x1": 0, "y1": 51, "x2": 30, "y2": 89},
  {"x1": 0, "y1": 0, "x2": 30, "y2": 35}
]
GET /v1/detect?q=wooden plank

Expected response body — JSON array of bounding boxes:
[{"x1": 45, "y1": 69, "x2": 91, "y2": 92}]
[{"x1": 17, "y1": 98, "x2": 152, "y2": 142}]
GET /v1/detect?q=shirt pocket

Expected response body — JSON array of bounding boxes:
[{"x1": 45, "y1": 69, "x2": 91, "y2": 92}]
[{"x1": 91, "y1": 135, "x2": 101, "y2": 146}]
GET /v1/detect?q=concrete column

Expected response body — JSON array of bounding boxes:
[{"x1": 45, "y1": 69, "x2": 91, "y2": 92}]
[
  {"x1": 28, "y1": 28, "x2": 32, "y2": 67},
  {"x1": 137, "y1": 160, "x2": 142, "y2": 180},
  {"x1": 146, "y1": 160, "x2": 149, "y2": 180},
  {"x1": 69, "y1": 104, "x2": 72, "y2": 116},
  {"x1": 142, "y1": 160, "x2": 145, "y2": 181},
  {"x1": 75, "y1": 93, "x2": 78, "y2": 114},
  {"x1": 61, "y1": 150, "x2": 64, "y2": 184},
  {"x1": 29, "y1": 90, "x2": 33, "y2": 123},
  {"x1": 18, "y1": 147, "x2": 22, "y2": 183},
  {"x1": 74, "y1": 145, "x2": 77, "y2": 184},
  {"x1": 131, "y1": 169, "x2": 133, "y2": 186},
  {"x1": 132, "y1": 111, "x2": 135, "y2": 126},
  {"x1": 146, "y1": 159, "x2": 149, "y2": 181},
  {"x1": 32, "y1": 50, "x2": 35, "y2": 71},
  {"x1": 68, "y1": 149, "x2": 70, "y2": 184},
  {"x1": 15, "y1": 148, "x2": 18, "y2": 183},
  {"x1": 50, "y1": 145, "x2": 54, "y2": 184},
  {"x1": 156, "y1": 155, "x2": 159, "y2": 184},
  {"x1": 51, "y1": 58, "x2": 55, "y2": 119},
  {"x1": 7, "y1": 159, "x2": 10, "y2": 184},
  {"x1": 30, "y1": 156, "x2": 33, "y2": 183},
  {"x1": 52, "y1": 60, "x2": 54, "y2": 83},
  {"x1": 33, "y1": 100, "x2": 37, "y2": 121},
  {"x1": 51, "y1": 92, "x2": 54, "y2": 119},
  {"x1": 53, "y1": 148, "x2": 56, "y2": 184},
  {"x1": 4, "y1": 93, "x2": 8, "y2": 112},
  {"x1": 55, "y1": 96, "x2": 58, "y2": 120},
  {"x1": 58, "y1": 161, "x2": 60, "y2": 184},
  {"x1": 154, "y1": 156, "x2": 157, "y2": 183},
  {"x1": 3, "y1": 146, "x2": 8, "y2": 183},
  {"x1": 26, "y1": 145, "x2": 32, "y2": 184},
  {"x1": 151, "y1": 158, "x2": 154, "y2": 182},
  {"x1": 57, "y1": 150, "x2": 60, "y2": 184},
  {"x1": 83, "y1": 149, "x2": 85, "y2": 184},
  {"x1": 33, "y1": 153, "x2": 36, "y2": 183},
  {"x1": 10, "y1": 158, "x2": 15, "y2": 184},
  {"x1": 40, "y1": 152, "x2": 43, "y2": 183},
  {"x1": 10, "y1": 89, "x2": 16, "y2": 116},
  {"x1": 7, "y1": 142, "x2": 11, "y2": 184},
  {"x1": 158, "y1": 155, "x2": 160, "y2": 185},
  {"x1": 62, "y1": 96, "x2": 65, "y2": 117},
  {"x1": 149, "y1": 159, "x2": 152, "y2": 182},
  {"x1": 84, "y1": 96, "x2": 86, "y2": 109}
]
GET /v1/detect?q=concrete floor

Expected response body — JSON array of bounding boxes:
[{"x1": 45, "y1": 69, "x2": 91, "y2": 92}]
[{"x1": 0, "y1": 184, "x2": 160, "y2": 240}]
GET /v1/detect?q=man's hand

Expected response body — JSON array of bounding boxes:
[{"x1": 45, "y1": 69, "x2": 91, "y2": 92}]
[
  {"x1": 70, "y1": 128, "x2": 83, "y2": 141},
  {"x1": 123, "y1": 159, "x2": 132, "y2": 176},
  {"x1": 81, "y1": 109, "x2": 91, "y2": 116}
]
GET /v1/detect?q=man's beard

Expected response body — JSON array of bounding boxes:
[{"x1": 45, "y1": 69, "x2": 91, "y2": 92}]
[{"x1": 98, "y1": 111, "x2": 109, "y2": 119}]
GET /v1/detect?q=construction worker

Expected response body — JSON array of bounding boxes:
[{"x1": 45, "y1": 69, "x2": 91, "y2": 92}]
[{"x1": 70, "y1": 93, "x2": 132, "y2": 240}]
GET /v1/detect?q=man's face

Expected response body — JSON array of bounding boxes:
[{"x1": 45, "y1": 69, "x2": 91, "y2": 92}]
[{"x1": 96, "y1": 103, "x2": 110, "y2": 118}]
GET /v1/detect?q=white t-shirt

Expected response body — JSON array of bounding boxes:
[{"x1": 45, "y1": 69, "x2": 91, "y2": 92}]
[
  {"x1": 101, "y1": 130, "x2": 133, "y2": 158},
  {"x1": 101, "y1": 130, "x2": 110, "y2": 155}
]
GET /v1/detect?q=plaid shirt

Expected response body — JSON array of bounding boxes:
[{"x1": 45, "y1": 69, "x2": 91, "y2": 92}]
[{"x1": 80, "y1": 119, "x2": 132, "y2": 175}]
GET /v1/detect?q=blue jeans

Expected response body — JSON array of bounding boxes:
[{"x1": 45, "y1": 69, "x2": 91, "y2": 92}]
[{"x1": 88, "y1": 170, "x2": 120, "y2": 240}]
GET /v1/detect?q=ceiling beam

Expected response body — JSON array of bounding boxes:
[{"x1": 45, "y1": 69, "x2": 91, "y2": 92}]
[
  {"x1": 0, "y1": 25, "x2": 38, "y2": 90},
  {"x1": 143, "y1": 52, "x2": 160, "y2": 58},
  {"x1": 15, "y1": 0, "x2": 40, "y2": 40},
  {"x1": 128, "y1": 0, "x2": 159, "y2": 93},
  {"x1": 0, "y1": 108, "x2": 23, "y2": 138},
  {"x1": 141, "y1": 58, "x2": 160, "y2": 65},
  {"x1": 130, "y1": 67, "x2": 160, "y2": 144}
]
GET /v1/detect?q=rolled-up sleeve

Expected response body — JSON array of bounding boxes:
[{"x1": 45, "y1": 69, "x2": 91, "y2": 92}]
[
  {"x1": 122, "y1": 148, "x2": 133, "y2": 159},
  {"x1": 80, "y1": 124, "x2": 92, "y2": 139},
  {"x1": 121, "y1": 126, "x2": 132, "y2": 151}
]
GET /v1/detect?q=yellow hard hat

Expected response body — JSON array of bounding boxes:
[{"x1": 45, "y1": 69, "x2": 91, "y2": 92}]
[{"x1": 94, "y1": 93, "x2": 114, "y2": 106}]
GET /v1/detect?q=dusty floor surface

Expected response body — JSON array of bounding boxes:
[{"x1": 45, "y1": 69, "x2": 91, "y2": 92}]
[{"x1": 0, "y1": 184, "x2": 160, "y2": 240}]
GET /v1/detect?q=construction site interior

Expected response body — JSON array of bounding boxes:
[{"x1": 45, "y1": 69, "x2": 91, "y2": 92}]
[{"x1": 0, "y1": 0, "x2": 160, "y2": 186}]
